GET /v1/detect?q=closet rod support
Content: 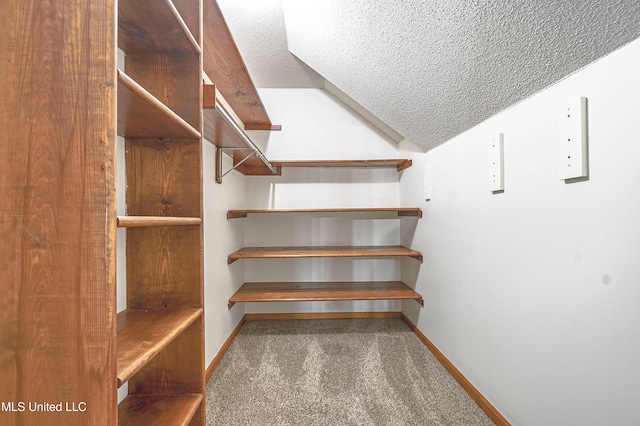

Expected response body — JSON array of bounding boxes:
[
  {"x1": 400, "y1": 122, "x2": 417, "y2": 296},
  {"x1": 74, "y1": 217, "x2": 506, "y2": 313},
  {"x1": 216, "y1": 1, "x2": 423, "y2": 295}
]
[{"x1": 215, "y1": 102, "x2": 277, "y2": 174}]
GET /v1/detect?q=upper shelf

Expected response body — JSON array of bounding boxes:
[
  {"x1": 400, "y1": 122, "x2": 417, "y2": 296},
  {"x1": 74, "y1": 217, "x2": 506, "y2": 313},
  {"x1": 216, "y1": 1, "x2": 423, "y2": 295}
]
[
  {"x1": 203, "y1": 0, "x2": 275, "y2": 130},
  {"x1": 118, "y1": 0, "x2": 200, "y2": 53},
  {"x1": 117, "y1": 70, "x2": 201, "y2": 139},
  {"x1": 227, "y1": 208, "x2": 422, "y2": 219}
]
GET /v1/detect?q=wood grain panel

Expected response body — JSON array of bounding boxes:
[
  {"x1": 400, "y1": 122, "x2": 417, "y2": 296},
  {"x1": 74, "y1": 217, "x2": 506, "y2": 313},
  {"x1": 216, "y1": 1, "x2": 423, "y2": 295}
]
[
  {"x1": 125, "y1": 139, "x2": 202, "y2": 217},
  {"x1": 0, "y1": 0, "x2": 117, "y2": 424},
  {"x1": 119, "y1": 394, "x2": 203, "y2": 426},
  {"x1": 229, "y1": 281, "x2": 424, "y2": 307},
  {"x1": 202, "y1": 0, "x2": 273, "y2": 129},
  {"x1": 125, "y1": 53, "x2": 202, "y2": 131},
  {"x1": 126, "y1": 226, "x2": 203, "y2": 310},
  {"x1": 129, "y1": 316, "x2": 204, "y2": 395},
  {"x1": 228, "y1": 246, "x2": 424, "y2": 264}
]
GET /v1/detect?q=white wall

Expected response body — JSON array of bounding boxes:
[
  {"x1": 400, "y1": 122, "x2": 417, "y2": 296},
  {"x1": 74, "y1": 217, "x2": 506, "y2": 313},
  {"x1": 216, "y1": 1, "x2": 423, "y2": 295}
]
[
  {"x1": 242, "y1": 88, "x2": 405, "y2": 313},
  {"x1": 400, "y1": 39, "x2": 640, "y2": 425},
  {"x1": 203, "y1": 141, "x2": 246, "y2": 367}
]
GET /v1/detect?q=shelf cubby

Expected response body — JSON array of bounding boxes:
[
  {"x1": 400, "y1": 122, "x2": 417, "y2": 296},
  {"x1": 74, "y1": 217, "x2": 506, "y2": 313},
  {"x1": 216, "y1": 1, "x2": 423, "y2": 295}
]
[
  {"x1": 116, "y1": 309, "x2": 202, "y2": 387},
  {"x1": 117, "y1": 70, "x2": 201, "y2": 139}
]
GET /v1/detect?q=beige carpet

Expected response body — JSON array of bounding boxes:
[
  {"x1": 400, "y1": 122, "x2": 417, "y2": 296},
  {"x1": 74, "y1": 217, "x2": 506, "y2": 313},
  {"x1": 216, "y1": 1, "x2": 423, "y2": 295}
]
[{"x1": 206, "y1": 318, "x2": 493, "y2": 425}]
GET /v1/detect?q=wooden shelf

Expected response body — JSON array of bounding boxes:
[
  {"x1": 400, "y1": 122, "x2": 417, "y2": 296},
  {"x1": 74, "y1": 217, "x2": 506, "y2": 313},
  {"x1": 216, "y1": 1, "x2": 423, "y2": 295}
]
[
  {"x1": 203, "y1": 0, "x2": 273, "y2": 130},
  {"x1": 117, "y1": 216, "x2": 201, "y2": 228},
  {"x1": 118, "y1": 71, "x2": 201, "y2": 139},
  {"x1": 228, "y1": 246, "x2": 423, "y2": 264},
  {"x1": 228, "y1": 281, "x2": 424, "y2": 308},
  {"x1": 227, "y1": 207, "x2": 422, "y2": 219},
  {"x1": 116, "y1": 308, "x2": 202, "y2": 387},
  {"x1": 118, "y1": 0, "x2": 200, "y2": 53},
  {"x1": 118, "y1": 394, "x2": 203, "y2": 426}
]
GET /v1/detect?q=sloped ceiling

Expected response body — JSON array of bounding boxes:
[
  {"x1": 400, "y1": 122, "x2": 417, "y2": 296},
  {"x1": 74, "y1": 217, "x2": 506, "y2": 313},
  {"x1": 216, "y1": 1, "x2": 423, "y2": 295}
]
[{"x1": 218, "y1": 0, "x2": 640, "y2": 152}]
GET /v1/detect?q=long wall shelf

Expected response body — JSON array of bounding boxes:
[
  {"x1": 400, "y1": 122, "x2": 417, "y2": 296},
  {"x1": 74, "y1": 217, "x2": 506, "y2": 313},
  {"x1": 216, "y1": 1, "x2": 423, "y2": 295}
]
[
  {"x1": 227, "y1": 207, "x2": 422, "y2": 219},
  {"x1": 228, "y1": 245, "x2": 423, "y2": 264},
  {"x1": 228, "y1": 281, "x2": 424, "y2": 309}
]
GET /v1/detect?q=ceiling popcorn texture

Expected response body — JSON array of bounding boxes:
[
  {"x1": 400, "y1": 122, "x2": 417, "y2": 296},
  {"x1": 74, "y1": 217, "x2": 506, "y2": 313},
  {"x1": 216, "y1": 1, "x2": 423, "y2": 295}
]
[
  {"x1": 216, "y1": 0, "x2": 324, "y2": 89},
  {"x1": 219, "y1": 0, "x2": 640, "y2": 151}
]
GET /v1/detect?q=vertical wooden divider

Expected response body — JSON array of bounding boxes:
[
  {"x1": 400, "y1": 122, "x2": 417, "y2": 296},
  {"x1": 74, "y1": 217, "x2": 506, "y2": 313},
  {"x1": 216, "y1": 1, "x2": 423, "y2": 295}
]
[{"x1": 0, "y1": 0, "x2": 117, "y2": 424}]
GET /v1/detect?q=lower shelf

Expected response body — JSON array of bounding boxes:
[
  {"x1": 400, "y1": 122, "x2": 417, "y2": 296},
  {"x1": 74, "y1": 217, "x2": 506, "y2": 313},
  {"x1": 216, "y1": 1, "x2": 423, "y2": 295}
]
[
  {"x1": 118, "y1": 394, "x2": 203, "y2": 426},
  {"x1": 117, "y1": 308, "x2": 203, "y2": 387},
  {"x1": 228, "y1": 281, "x2": 424, "y2": 308}
]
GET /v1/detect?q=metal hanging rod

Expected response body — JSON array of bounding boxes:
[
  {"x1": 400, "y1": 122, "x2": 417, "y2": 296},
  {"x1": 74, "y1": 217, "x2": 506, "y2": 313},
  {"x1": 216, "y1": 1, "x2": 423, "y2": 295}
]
[{"x1": 215, "y1": 102, "x2": 277, "y2": 175}]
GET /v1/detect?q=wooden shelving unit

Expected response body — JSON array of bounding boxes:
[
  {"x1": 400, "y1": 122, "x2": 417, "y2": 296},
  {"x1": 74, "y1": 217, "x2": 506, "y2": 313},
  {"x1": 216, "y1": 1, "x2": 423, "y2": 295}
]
[
  {"x1": 228, "y1": 282, "x2": 424, "y2": 309},
  {"x1": 116, "y1": 0, "x2": 205, "y2": 424},
  {"x1": 227, "y1": 207, "x2": 422, "y2": 219},
  {"x1": 227, "y1": 206, "x2": 424, "y2": 307}
]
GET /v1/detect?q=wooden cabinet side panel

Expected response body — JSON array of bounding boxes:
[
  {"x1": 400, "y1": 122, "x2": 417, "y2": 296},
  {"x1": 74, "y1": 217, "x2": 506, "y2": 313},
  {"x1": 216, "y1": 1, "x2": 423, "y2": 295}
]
[{"x1": 0, "y1": 0, "x2": 117, "y2": 424}]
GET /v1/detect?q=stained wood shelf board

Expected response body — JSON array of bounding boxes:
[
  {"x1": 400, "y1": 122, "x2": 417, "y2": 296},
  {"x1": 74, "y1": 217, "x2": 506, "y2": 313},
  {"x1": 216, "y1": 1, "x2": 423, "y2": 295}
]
[
  {"x1": 203, "y1": 0, "x2": 272, "y2": 130},
  {"x1": 117, "y1": 308, "x2": 202, "y2": 387},
  {"x1": 118, "y1": 0, "x2": 200, "y2": 53},
  {"x1": 118, "y1": 394, "x2": 203, "y2": 426},
  {"x1": 117, "y1": 216, "x2": 202, "y2": 228},
  {"x1": 228, "y1": 246, "x2": 423, "y2": 264},
  {"x1": 227, "y1": 208, "x2": 422, "y2": 219},
  {"x1": 228, "y1": 281, "x2": 424, "y2": 308},
  {"x1": 118, "y1": 71, "x2": 201, "y2": 139}
]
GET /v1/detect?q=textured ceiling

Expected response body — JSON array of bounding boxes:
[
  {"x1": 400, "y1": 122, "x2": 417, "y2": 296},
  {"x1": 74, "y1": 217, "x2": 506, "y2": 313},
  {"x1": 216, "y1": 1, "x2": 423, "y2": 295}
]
[{"x1": 218, "y1": 0, "x2": 640, "y2": 151}]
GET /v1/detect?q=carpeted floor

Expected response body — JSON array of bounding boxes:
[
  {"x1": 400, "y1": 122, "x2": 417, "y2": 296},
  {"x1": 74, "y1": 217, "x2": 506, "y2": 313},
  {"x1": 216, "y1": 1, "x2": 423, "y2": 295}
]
[{"x1": 206, "y1": 318, "x2": 493, "y2": 425}]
